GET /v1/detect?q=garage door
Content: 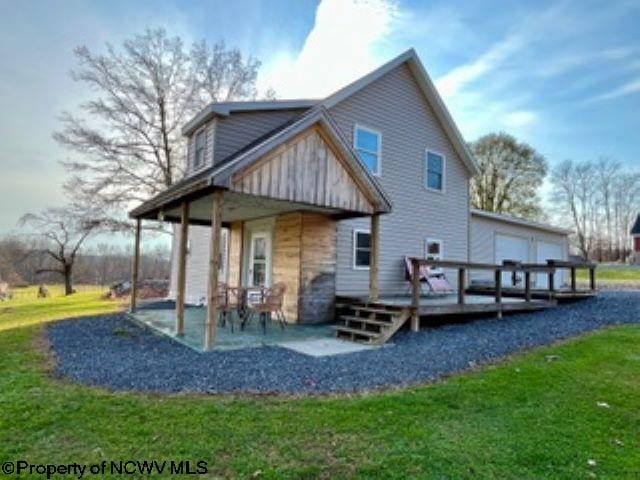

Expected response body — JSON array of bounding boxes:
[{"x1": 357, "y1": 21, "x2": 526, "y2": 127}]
[
  {"x1": 536, "y1": 241, "x2": 564, "y2": 288},
  {"x1": 495, "y1": 234, "x2": 529, "y2": 286}
]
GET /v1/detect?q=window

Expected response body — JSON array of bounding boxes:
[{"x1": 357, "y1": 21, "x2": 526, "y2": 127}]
[
  {"x1": 193, "y1": 129, "x2": 206, "y2": 169},
  {"x1": 353, "y1": 230, "x2": 371, "y2": 269},
  {"x1": 425, "y1": 151, "x2": 445, "y2": 191},
  {"x1": 354, "y1": 125, "x2": 381, "y2": 175},
  {"x1": 425, "y1": 238, "x2": 443, "y2": 261}
]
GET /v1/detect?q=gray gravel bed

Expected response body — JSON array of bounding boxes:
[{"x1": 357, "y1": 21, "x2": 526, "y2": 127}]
[{"x1": 47, "y1": 291, "x2": 640, "y2": 394}]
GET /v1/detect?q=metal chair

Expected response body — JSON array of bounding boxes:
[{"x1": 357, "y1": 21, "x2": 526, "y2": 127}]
[
  {"x1": 242, "y1": 283, "x2": 287, "y2": 334},
  {"x1": 216, "y1": 283, "x2": 243, "y2": 332}
]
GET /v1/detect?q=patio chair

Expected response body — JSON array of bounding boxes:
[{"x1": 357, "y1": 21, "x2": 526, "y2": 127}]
[
  {"x1": 242, "y1": 283, "x2": 287, "y2": 334},
  {"x1": 216, "y1": 283, "x2": 243, "y2": 332},
  {"x1": 404, "y1": 256, "x2": 453, "y2": 295},
  {"x1": 0, "y1": 282, "x2": 11, "y2": 301}
]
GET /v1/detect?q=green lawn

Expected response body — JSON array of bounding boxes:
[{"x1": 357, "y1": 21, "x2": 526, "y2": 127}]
[
  {"x1": 1, "y1": 291, "x2": 639, "y2": 478},
  {"x1": 577, "y1": 264, "x2": 640, "y2": 283}
]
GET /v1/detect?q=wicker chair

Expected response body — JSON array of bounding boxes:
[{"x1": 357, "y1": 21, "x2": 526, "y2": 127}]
[
  {"x1": 242, "y1": 283, "x2": 287, "y2": 334},
  {"x1": 216, "y1": 283, "x2": 243, "y2": 332}
]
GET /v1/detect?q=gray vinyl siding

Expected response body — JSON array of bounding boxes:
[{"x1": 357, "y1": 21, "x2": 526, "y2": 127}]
[
  {"x1": 470, "y1": 214, "x2": 569, "y2": 284},
  {"x1": 329, "y1": 63, "x2": 471, "y2": 295},
  {"x1": 214, "y1": 109, "x2": 308, "y2": 164}
]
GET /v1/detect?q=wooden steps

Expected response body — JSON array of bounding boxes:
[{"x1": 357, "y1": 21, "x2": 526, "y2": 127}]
[{"x1": 334, "y1": 303, "x2": 410, "y2": 345}]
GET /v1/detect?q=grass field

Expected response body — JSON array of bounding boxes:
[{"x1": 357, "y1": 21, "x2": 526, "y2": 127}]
[
  {"x1": 0, "y1": 285, "x2": 117, "y2": 333},
  {"x1": 577, "y1": 264, "x2": 640, "y2": 284},
  {"x1": 1, "y1": 289, "x2": 639, "y2": 478}
]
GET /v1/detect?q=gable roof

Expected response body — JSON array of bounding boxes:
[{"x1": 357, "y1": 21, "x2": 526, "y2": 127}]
[
  {"x1": 471, "y1": 209, "x2": 572, "y2": 235},
  {"x1": 321, "y1": 49, "x2": 479, "y2": 175},
  {"x1": 182, "y1": 99, "x2": 318, "y2": 135},
  {"x1": 631, "y1": 214, "x2": 640, "y2": 235},
  {"x1": 130, "y1": 106, "x2": 392, "y2": 218},
  {"x1": 181, "y1": 49, "x2": 478, "y2": 176},
  {"x1": 210, "y1": 106, "x2": 392, "y2": 212}
]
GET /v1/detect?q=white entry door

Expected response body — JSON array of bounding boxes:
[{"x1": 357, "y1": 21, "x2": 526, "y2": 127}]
[
  {"x1": 248, "y1": 231, "x2": 271, "y2": 287},
  {"x1": 536, "y1": 241, "x2": 564, "y2": 288},
  {"x1": 495, "y1": 234, "x2": 529, "y2": 286}
]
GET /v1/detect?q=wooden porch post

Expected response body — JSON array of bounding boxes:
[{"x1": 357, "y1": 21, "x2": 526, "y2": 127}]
[
  {"x1": 176, "y1": 202, "x2": 190, "y2": 336},
  {"x1": 524, "y1": 270, "x2": 532, "y2": 302},
  {"x1": 494, "y1": 269, "x2": 502, "y2": 319},
  {"x1": 411, "y1": 258, "x2": 420, "y2": 332},
  {"x1": 369, "y1": 213, "x2": 380, "y2": 301},
  {"x1": 589, "y1": 267, "x2": 596, "y2": 291},
  {"x1": 204, "y1": 190, "x2": 223, "y2": 351},
  {"x1": 457, "y1": 268, "x2": 465, "y2": 305},
  {"x1": 570, "y1": 267, "x2": 577, "y2": 292},
  {"x1": 130, "y1": 218, "x2": 141, "y2": 313}
]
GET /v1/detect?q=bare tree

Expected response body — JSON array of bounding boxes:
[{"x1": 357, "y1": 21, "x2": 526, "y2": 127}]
[
  {"x1": 19, "y1": 208, "x2": 104, "y2": 294},
  {"x1": 469, "y1": 132, "x2": 548, "y2": 220},
  {"x1": 596, "y1": 157, "x2": 620, "y2": 258},
  {"x1": 54, "y1": 28, "x2": 265, "y2": 225},
  {"x1": 551, "y1": 160, "x2": 598, "y2": 260}
]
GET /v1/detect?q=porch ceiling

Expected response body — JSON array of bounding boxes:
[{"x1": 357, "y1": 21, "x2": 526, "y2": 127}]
[{"x1": 161, "y1": 191, "x2": 349, "y2": 226}]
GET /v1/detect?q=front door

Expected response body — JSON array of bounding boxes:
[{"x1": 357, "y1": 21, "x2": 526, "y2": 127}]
[{"x1": 248, "y1": 231, "x2": 271, "y2": 287}]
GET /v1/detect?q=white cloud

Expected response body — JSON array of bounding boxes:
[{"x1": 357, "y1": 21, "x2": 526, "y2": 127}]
[
  {"x1": 501, "y1": 110, "x2": 538, "y2": 128},
  {"x1": 435, "y1": 32, "x2": 526, "y2": 100},
  {"x1": 589, "y1": 77, "x2": 640, "y2": 102},
  {"x1": 257, "y1": 0, "x2": 399, "y2": 98}
]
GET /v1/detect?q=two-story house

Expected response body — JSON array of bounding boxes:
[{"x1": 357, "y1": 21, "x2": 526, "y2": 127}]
[{"x1": 130, "y1": 49, "x2": 570, "y2": 334}]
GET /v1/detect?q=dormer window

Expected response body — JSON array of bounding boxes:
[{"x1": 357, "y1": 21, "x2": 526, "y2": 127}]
[
  {"x1": 354, "y1": 125, "x2": 381, "y2": 175},
  {"x1": 193, "y1": 129, "x2": 206, "y2": 169}
]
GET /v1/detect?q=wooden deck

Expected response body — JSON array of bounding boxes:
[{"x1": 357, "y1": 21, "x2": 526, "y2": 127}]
[
  {"x1": 334, "y1": 294, "x2": 553, "y2": 343},
  {"x1": 465, "y1": 284, "x2": 597, "y2": 302},
  {"x1": 335, "y1": 258, "x2": 596, "y2": 344}
]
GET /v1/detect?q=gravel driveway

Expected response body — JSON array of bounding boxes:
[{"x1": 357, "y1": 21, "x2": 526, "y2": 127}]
[{"x1": 47, "y1": 291, "x2": 640, "y2": 394}]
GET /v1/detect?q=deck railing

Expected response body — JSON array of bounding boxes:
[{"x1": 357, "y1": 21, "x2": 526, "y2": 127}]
[{"x1": 407, "y1": 258, "x2": 596, "y2": 331}]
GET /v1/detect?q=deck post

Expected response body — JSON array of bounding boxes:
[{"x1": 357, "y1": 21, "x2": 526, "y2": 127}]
[
  {"x1": 589, "y1": 267, "x2": 596, "y2": 291},
  {"x1": 411, "y1": 258, "x2": 420, "y2": 332},
  {"x1": 204, "y1": 190, "x2": 223, "y2": 351},
  {"x1": 548, "y1": 269, "x2": 555, "y2": 296},
  {"x1": 494, "y1": 269, "x2": 502, "y2": 319},
  {"x1": 524, "y1": 271, "x2": 531, "y2": 302},
  {"x1": 130, "y1": 218, "x2": 141, "y2": 313},
  {"x1": 457, "y1": 268, "x2": 465, "y2": 305},
  {"x1": 570, "y1": 267, "x2": 577, "y2": 292},
  {"x1": 176, "y1": 202, "x2": 190, "y2": 336},
  {"x1": 369, "y1": 213, "x2": 380, "y2": 301}
]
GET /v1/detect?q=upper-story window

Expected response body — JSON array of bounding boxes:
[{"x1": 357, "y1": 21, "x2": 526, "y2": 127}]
[
  {"x1": 354, "y1": 125, "x2": 381, "y2": 176},
  {"x1": 425, "y1": 150, "x2": 445, "y2": 191},
  {"x1": 193, "y1": 129, "x2": 206, "y2": 170}
]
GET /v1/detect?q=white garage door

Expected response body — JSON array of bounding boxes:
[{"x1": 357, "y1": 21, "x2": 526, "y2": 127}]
[
  {"x1": 496, "y1": 234, "x2": 529, "y2": 286},
  {"x1": 536, "y1": 241, "x2": 564, "y2": 288}
]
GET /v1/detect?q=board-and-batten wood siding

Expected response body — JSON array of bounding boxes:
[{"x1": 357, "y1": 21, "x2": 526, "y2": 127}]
[
  {"x1": 272, "y1": 213, "x2": 336, "y2": 324},
  {"x1": 214, "y1": 109, "x2": 308, "y2": 164},
  {"x1": 469, "y1": 214, "x2": 569, "y2": 283},
  {"x1": 329, "y1": 63, "x2": 472, "y2": 295},
  {"x1": 230, "y1": 128, "x2": 374, "y2": 214}
]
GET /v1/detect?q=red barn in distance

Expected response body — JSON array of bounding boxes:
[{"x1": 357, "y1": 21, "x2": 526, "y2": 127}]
[{"x1": 632, "y1": 214, "x2": 640, "y2": 264}]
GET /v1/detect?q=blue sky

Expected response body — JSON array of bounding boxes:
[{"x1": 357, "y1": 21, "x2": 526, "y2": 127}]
[{"x1": 1, "y1": 0, "x2": 639, "y2": 236}]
